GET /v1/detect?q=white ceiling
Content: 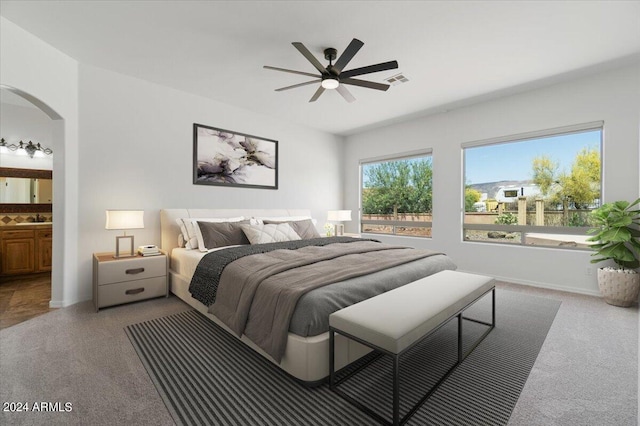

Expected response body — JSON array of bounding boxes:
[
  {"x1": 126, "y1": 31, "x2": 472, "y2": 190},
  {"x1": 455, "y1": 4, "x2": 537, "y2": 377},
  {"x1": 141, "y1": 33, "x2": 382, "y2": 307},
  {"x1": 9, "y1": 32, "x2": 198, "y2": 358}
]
[{"x1": 1, "y1": 1, "x2": 639, "y2": 135}]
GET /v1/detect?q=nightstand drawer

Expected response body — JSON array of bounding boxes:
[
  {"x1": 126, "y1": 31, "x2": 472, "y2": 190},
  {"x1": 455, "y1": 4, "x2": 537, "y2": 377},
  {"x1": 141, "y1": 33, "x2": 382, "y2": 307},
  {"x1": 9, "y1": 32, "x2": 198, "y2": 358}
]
[
  {"x1": 97, "y1": 255, "x2": 166, "y2": 285},
  {"x1": 97, "y1": 276, "x2": 166, "y2": 308}
]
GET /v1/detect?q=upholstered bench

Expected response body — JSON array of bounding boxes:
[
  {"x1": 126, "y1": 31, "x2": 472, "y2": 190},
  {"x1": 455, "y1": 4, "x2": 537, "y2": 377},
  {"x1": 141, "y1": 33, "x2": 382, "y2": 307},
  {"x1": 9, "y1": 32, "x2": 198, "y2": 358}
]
[{"x1": 329, "y1": 270, "x2": 495, "y2": 426}]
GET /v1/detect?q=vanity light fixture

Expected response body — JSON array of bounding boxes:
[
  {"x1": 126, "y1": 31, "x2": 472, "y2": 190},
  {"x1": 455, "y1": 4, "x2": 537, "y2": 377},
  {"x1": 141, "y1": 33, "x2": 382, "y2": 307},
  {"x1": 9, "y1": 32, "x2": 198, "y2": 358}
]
[
  {"x1": 0, "y1": 138, "x2": 53, "y2": 158},
  {"x1": 105, "y1": 210, "x2": 144, "y2": 258}
]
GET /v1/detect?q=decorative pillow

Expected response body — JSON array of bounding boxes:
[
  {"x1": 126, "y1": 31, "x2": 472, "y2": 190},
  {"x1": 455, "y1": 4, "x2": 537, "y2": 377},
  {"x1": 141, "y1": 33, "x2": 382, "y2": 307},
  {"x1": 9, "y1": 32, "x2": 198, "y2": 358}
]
[
  {"x1": 252, "y1": 216, "x2": 317, "y2": 226},
  {"x1": 175, "y1": 218, "x2": 190, "y2": 247},
  {"x1": 241, "y1": 223, "x2": 302, "y2": 245},
  {"x1": 177, "y1": 216, "x2": 245, "y2": 249},
  {"x1": 196, "y1": 220, "x2": 250, "y2": 252},
  {"x1": 263, "y1": 219, "x2": 321, "y2": 239}
]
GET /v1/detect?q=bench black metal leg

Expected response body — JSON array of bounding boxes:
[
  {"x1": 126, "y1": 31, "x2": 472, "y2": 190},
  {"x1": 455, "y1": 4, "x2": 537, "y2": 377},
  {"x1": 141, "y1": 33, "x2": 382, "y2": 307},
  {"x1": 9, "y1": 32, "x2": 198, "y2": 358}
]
[
  {"x1": 457, "y1": 313, "x2": 463, "y2": 363},
  {"x1": 393, "y1": 354, "x2": 400, "y2": 426},
  {"x1": 492, "y1": 287, "x2": 496, "y2": 326},
  {"x1": 329, "y1": 329, "x2": 335, "y2": 390}
]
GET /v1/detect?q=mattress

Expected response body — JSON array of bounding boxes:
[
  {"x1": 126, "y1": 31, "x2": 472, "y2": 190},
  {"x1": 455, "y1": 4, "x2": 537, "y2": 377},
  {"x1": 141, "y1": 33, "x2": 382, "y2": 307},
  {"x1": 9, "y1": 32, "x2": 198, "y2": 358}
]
[{"x1": 170, "y1": 246, "x2": 239, "y2": 277}]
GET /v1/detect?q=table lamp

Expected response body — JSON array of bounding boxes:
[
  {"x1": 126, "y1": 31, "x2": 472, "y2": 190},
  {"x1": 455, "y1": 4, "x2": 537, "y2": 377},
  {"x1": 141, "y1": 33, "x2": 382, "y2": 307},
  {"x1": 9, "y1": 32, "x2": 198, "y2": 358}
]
[
  {"x1": 105, "y1": 210, "x2": 144, "y2": 258},
  {"x1": 327, "y1": 210, "x2": 352, "y2": 236}
]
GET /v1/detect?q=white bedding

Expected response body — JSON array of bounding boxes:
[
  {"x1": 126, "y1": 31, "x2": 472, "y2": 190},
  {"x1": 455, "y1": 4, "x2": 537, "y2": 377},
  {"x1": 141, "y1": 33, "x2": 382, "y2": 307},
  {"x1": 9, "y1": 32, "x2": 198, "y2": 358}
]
[
  {"x1": 170, "y1": 246, "x2": 241, "y2": 278},
  {"x1": 170, "y1": 248, "x2": 205, "y2": 278}
]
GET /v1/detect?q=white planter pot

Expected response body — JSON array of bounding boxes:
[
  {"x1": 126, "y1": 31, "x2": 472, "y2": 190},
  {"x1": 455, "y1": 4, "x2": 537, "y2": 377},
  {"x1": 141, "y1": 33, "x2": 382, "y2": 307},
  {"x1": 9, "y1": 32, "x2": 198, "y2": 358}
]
[{"x1": 597, "y1": 268, "x2": 640, "y2": 307}]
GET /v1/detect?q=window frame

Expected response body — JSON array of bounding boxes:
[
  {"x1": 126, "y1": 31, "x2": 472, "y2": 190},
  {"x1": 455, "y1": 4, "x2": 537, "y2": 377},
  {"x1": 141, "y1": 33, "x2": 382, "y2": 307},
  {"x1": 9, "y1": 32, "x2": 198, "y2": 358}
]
[
  {"x1": 461, "y1": 121, "x2": 604, "y2": 250},
  {"x1": 359, "y1": 149, "x2": 434, "y2": 238}
]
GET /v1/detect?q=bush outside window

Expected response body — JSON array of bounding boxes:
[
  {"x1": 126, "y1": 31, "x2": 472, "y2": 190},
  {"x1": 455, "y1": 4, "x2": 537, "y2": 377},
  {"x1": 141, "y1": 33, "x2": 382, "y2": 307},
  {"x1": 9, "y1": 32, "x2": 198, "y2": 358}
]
[{"x1": 360, "y1": 152, "x2": 432, "y2": 237}]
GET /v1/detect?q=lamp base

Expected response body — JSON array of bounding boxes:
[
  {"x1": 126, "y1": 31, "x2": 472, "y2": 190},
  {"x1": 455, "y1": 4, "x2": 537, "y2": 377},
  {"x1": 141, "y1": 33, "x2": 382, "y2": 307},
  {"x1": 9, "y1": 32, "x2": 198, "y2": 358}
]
[
  {"x1": 334, "y1": 224, "x2": 345, "y2": 236},
  {"x1": 114, "y1": 235, "x2": 135, "y2": 258}
]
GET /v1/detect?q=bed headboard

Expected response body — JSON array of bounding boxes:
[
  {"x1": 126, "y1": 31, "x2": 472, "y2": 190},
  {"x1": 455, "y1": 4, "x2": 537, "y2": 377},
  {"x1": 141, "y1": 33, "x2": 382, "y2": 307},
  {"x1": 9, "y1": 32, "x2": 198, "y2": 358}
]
[{"x1": 160, "y1": 208, "x2": 313, "y2": 255}]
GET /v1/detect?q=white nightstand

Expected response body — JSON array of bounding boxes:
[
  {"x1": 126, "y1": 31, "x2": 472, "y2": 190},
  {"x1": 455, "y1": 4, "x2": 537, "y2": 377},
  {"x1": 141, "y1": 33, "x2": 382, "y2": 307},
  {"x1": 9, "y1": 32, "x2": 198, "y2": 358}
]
[{"x1": 93, "y1": 252, "x2": 168, "y2": 312}]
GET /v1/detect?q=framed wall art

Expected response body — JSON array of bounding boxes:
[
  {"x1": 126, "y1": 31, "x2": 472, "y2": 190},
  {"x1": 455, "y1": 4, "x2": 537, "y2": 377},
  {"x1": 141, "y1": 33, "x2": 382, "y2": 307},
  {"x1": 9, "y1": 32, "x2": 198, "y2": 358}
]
[{"x1": 193, "y1": 123, "x2": 278, "y2": 190}]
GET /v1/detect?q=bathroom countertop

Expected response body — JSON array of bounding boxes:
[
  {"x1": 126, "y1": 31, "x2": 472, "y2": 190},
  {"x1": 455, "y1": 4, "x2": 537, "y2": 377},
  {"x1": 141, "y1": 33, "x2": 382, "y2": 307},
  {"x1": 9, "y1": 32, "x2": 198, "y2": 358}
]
[{"x1": 0, "y1": 222, "x2": 52, "y2": 229}]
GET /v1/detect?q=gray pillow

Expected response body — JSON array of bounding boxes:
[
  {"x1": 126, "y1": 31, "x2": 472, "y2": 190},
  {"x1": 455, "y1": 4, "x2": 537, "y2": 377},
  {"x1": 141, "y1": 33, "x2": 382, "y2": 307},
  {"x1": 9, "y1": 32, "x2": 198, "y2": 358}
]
[
  {"x1": 263, "y1": 219, "x2": 321, "y2": 239},
  {"x1": 196, "y1": 220, "x2": 250, "y2": 249}
]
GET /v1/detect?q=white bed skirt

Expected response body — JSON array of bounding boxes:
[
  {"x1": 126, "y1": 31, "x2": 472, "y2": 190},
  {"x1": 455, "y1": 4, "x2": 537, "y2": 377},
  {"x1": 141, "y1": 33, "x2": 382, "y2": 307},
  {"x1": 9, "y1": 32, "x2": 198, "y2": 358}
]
[{"x1": 169, "y1": 270, "x2": 371, "y2": 384}]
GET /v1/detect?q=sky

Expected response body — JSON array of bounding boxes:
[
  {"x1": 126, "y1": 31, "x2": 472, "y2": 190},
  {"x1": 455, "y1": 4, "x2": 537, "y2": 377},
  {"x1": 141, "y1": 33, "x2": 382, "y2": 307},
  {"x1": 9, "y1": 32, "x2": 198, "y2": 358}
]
[{"x1": 464, "y1": 130, "x2": 601, "y2": 184}]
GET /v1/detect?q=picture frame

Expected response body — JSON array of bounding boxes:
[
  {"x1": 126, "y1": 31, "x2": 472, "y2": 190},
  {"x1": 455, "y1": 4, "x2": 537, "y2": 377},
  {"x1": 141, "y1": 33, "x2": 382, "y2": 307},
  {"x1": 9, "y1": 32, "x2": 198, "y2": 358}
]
[{"x1": 193, "y1": 123, "x2": 278, "y2": 190}]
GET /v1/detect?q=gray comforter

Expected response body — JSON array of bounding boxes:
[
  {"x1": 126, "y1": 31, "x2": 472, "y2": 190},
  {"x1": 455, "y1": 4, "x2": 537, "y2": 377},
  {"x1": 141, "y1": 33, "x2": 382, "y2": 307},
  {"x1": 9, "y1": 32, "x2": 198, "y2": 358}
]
[{"x1": 196, "y1": 239, "x2": 454, "y2": 363}]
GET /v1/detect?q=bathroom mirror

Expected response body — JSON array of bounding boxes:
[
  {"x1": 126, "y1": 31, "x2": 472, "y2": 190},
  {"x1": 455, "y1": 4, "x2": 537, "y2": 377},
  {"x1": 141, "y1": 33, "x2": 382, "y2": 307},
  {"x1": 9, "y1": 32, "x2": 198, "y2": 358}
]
[
  {"x1": 0, "y1": 167, "x2": 53, "y2": 213},
  {"x1": 0, "y1": 177, "x2": 53, "y2": 203}
]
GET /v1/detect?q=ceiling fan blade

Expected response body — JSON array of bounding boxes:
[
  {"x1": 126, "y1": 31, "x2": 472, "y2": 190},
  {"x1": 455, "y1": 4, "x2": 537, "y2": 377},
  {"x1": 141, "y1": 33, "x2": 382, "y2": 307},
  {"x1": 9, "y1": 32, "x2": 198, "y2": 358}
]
[
  {"x1": 340, "y1": 60, "x2": 399, "y2": 79},
  {"x1": 341, "y1": 78, "x2": 390, "y2": 91},
  {"x1": 336, "y1": 85, "x2": 356, "y2": 103},
  {"x1": 263, "y1": 65, "x2": 319, "y2": 78},
  {"x1": 275, "y1": 80, "x2": 321, "y2": 92},
  {"x1": 309, "y1": 86, "x2": 325, "y2": 102},
  {"x1": 332, "y1": 38, "x2": 364, "y2": 74},
  {"x1": 292, "y1": 42, "x2": 328, "y2": 74}
]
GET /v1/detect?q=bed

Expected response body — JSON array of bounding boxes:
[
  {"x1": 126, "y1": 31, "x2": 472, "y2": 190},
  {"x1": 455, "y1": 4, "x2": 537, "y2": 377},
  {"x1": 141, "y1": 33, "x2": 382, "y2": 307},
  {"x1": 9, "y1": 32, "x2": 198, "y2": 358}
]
[{"x1": 160, "y1": 208, "x2": 456, "y2": 385}]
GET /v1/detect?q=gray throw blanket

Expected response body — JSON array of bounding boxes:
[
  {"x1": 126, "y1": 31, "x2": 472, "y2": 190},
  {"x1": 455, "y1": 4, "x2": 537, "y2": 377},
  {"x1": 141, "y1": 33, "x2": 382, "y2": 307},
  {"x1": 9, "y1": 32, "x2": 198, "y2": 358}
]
[
  {"x1": 210, "y1": 240, "x2": 444, "y2": 363},
  {"x1": 189, "y1": 237, "x2": 370, "y2": 306}
]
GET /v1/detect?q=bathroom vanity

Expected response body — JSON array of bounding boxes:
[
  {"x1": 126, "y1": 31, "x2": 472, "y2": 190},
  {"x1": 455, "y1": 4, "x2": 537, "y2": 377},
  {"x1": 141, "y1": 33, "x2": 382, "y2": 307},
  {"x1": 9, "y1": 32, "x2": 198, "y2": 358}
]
[{"x1": 0, "y1": 223, "x2": 52, "y2": 276}]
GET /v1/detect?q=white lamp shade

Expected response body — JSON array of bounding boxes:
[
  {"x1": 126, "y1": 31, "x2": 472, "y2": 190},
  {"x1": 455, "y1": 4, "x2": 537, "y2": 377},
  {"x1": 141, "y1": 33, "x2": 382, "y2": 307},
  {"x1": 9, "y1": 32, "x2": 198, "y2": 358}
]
[
  {"x1": 327, "y1": 210, "x2": 352, "y2": 222},
  {"x1": 105, "y1": 210, "x2": 144, "y2": 230}
]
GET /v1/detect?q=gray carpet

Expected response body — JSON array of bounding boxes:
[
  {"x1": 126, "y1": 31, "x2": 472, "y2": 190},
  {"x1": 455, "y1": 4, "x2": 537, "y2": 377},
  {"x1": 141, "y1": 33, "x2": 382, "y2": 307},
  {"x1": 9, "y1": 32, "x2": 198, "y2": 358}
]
[{"x1": 125, "y1": 290, "x2": 560, "y2": 426}]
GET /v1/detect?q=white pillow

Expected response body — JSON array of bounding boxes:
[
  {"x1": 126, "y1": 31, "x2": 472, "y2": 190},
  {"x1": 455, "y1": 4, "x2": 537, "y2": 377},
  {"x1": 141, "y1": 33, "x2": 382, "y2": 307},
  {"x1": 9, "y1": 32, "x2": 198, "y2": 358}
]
[
  {"x1": 176, "y1": 218, "x2": 190, "y2": 247},
  {"x1": 177, "y1": 216, "x2": 245, "y2": 249},
  {"x1": 241, "y1": 223, "x2": 302, "y2": 244},
  {"x1": 251, "y1": 216, "x2": 317, "y2": 226}
]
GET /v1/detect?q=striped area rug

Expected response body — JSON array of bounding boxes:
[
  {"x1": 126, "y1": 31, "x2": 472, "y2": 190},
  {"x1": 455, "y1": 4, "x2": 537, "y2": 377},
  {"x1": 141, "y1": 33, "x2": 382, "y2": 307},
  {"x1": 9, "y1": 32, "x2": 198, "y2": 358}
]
[{"x1": 125, "y1": 290, "x2": 560, "y2": 425}]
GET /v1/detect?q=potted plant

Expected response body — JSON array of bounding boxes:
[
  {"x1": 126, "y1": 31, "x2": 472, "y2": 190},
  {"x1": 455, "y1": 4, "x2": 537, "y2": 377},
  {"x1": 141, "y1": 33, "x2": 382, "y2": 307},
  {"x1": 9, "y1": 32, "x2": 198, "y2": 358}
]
[{"x1": 587, "y1": 198, "x2": 640, "y2": 307}]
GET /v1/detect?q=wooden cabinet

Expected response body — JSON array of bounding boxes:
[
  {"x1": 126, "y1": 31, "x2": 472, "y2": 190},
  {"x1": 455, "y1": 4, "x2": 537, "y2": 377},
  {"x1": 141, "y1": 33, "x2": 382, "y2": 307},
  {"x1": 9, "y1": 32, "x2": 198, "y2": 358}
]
[
  {"x1": 0, "y1": 225, "x2": 52, "y2": 276},
  {"x1": 36, "y1": 228, "x2": 53, "y2": 272},
  {"x1": 1, "y1": 229, "x2": 35, "y2": 275},
  {"x1": 93, "y1": 252, "x2": 168, "y2": 311}
]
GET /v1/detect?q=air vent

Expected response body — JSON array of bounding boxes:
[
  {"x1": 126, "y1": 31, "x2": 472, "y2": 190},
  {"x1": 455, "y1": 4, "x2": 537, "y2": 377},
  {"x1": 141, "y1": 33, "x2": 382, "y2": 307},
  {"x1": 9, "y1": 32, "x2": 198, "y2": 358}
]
[{"x1": 384, "y1": 73, "x2": 409, "y2": 86}]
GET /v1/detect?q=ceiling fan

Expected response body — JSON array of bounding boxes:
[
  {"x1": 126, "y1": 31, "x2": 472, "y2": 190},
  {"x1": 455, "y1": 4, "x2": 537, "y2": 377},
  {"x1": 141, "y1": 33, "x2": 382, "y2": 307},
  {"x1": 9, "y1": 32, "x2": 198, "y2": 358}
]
[{"x1": 264, "y1": 38, "x2": 398, "y2": 103}]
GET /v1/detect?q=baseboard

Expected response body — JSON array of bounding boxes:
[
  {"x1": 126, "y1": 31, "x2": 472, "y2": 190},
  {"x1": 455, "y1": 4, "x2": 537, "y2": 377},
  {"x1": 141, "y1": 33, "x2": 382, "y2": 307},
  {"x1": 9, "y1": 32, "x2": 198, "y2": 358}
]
[
  {"x1": 456, "y1": 269, "x2": 602, "y2": 297},
  {"x1": 49, "y1": 300, "x2": 65, "y2": 308}
]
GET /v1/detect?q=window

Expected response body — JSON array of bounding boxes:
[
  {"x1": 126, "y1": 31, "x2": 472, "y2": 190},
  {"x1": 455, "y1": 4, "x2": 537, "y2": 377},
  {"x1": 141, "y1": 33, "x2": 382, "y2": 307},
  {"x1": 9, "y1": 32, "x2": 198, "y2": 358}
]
[
  {"x1": 360, "y1": 151, "x2": 432, "y2": 237},
  {"x1": 463, "y1": 122, "x2": 602, "y2": 249}
]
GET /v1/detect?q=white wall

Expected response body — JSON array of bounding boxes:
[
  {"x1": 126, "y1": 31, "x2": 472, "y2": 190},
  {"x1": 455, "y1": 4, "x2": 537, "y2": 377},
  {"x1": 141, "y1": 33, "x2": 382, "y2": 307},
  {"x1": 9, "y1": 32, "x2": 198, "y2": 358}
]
[
  {"x1": 76, "y1": 64, "x2": 344, "y2": 302},
  {"x1": 0, "y1": 101, "x2": 54, "y2": 170},
  {"x1": 343, "y1": 64, "x2": 640, "y2": 296},
  {"x1": 0, "y1": 16, "x2": 79, "y2": 307},
  {"x1": 2, "y1": 16, "x2": 343, "y2": 307}
]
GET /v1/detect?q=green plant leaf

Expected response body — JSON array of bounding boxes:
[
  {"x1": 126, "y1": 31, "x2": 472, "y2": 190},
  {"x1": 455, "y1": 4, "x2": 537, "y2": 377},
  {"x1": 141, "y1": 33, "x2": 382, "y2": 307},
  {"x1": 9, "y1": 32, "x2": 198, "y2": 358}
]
[
  {"x1": 613, "y1": 200, "x2": 630, "y2": 210},
  {"x1": 600, "y1": 227, "x2": 631, "y2": 242},
  {"x1": 628, "y1": 198, "x2": 640, "y2": 209},
  {"x1": 610, "y1": 216, "x2": 633, "y2": 227}
]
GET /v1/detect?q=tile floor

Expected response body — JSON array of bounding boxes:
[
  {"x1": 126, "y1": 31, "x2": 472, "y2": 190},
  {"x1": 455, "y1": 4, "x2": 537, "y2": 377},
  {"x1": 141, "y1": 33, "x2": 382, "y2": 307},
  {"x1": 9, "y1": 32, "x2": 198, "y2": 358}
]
[{"x1": 0, "y1": 273, "x2": 53, "y2": 329}]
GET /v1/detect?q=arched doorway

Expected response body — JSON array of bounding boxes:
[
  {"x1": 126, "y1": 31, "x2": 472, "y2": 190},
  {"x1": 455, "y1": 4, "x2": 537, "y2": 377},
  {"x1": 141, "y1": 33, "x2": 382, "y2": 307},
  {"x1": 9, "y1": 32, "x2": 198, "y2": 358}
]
[{"x1": 0, "y1": 85, "x2": 64, "y2": 316}]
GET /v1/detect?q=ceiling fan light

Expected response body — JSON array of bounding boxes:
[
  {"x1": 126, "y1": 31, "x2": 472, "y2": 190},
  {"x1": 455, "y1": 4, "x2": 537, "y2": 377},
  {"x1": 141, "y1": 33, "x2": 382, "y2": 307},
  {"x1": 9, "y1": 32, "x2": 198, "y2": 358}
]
[{"x1": 321, "y1": 78, "x2": 339, "y2": 90}]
